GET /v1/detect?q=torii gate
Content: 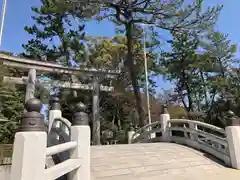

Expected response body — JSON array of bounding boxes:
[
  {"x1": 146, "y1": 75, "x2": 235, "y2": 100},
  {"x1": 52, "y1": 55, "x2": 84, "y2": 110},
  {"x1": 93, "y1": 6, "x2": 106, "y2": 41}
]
[{"x1": 0, "y1": 53, "x2": 120, "y2": 145}]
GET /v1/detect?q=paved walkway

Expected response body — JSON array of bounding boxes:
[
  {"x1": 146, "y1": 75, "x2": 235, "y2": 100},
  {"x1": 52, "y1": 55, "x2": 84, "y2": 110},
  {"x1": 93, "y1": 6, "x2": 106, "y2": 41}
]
[{"x1": 91, "y1": 143, "x2": 240, "y2": 180}]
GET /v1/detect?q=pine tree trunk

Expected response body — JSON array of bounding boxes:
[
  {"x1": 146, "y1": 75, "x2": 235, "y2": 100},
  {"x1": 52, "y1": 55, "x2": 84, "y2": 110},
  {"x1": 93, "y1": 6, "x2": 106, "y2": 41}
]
[{"x1": 126, "y1": 22, "x2": 146, "y2": 127}]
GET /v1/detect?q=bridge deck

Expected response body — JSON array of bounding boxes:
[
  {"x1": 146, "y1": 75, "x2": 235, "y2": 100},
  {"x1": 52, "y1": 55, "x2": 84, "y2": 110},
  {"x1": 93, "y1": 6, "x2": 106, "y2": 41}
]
[{"x1": 91, "y1": 143, "x2": 240, "y2": 180}]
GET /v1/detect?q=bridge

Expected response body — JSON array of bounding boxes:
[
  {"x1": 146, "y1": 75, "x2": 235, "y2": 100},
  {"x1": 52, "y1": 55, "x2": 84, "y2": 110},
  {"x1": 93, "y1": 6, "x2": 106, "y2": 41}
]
[
  {"x1": 91, "y1": 143, "x2": 240, "y2": 180},
  {"x1": 4, "y1": 98, "x2": 240, "y2": 180}
]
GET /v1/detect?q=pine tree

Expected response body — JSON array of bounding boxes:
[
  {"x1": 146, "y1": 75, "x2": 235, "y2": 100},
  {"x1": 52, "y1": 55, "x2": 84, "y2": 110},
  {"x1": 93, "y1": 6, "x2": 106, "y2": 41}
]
[
  {"x1": 22, "y1": 0, "x2": 87, "y2": 119},
  {"x1": 84, "y1": 0, "x2": 223, "y2": 126}
]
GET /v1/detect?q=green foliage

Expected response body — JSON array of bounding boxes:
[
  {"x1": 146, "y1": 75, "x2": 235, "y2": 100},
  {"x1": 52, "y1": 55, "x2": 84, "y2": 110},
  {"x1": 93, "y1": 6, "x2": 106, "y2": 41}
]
[
  {"x1": 89, "y1": 0, "x2": 223, "y2": 126},
  {"x1": 0, "y1": 52, "x2": 25, "y2": 143},
  {"x1": 7, "y1": 0, "x2": 237, "y2": 144},
  {"x1": 23, "y1": 0, "x2": 86, "y2": 66},
  {"x1": 159, "y1": 29, "x2": 238, "y2": 125},
  {"x1": 95, "y1": 0, "x2": 222, "y2": 31},
  {"x1": 22, "y1": 0, "x2": 88, "y2": 120},
  {"x1": 197, "y1": 31, "x2": 237, "y2": 124},
  {"x1": 87, "y1": 36, "x2": 157, "y2": 92},
  {"x1": 160, "y1": 31, "x2": 200, "y2": 111},
  {"x1": 85, "y1": 36, "x2": 159, "y2": 138}
]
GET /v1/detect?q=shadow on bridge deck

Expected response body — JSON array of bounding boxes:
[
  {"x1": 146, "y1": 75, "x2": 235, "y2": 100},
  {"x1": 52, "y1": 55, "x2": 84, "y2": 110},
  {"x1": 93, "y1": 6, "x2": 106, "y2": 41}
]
[{"x1": 91, "y1": 143, "x2": 240, "y2": 180}]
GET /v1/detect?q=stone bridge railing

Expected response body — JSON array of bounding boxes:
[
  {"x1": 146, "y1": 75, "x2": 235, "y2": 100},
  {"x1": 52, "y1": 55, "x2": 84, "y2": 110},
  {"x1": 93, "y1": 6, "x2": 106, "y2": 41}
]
[
  {"x1": 10, "y1": 98, "x2": 90, "y2": 180},
  {"x1": 129, "y1": 105, "x2": 240, "y2": 169}
]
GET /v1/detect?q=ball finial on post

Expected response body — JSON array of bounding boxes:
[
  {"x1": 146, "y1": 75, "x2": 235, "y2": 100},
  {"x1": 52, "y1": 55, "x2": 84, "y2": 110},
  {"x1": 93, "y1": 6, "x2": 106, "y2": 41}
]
[
  {"x1": 75, "y1": 102, "x2": 87, "y2": 113},
  {"x1": 11, "y1": 98, "x2": 47, "y2": 180},
  {"x1": 160, "y1": 104, "x2": 170, "y2": 142},
  {"x1": 226, "y1": 110, "x2": 240, "y2": 126},
  {"x1": 69, "y1": 102, "x2": 91, "y2": 180},
  {"x1": 50, "y1": 96, "x2": 61, "y2": 110},
  {"x1": 19, "y1": 98, "x2": 45, "y2": 132},
  {"x1": 129, "y1": 122, "x2": 135, "y2": 131},
  {"x1": 25, "y1": 98, "x2": 42, "y2": 113},
  {"x1": 72, "y1": 102, "x2": 89, "y2": 126},
  {"x1": 161, "y1": 104, "x2": 169, "y2": 114}
]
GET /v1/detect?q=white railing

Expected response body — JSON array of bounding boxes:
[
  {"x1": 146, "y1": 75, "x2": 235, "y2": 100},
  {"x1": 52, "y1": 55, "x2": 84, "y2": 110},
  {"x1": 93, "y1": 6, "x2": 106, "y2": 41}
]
[
  {"x1": 168, "y1": 119, "x2": 230, "y2": 166},
  {"x1": 10, "y1": 123, "x2": 91, "y2": 180},
  {"x1": 49, "y1": 117, "x2": 71, "y2": 143},
  {"x1": 46, "y1": 141, "x2": 77, "y2": 157},
  {"x1": 131, "y1": 121, "x2": 162, "y2": 143},
  {"x1": 56, "y1": 117, "x2": 72, "y2": 130},
  {"x1": 45, "y1": 141, "x2": 80, "y2": 180},
  {"x1": 10, "y1": 119, "x2": 90, "y2": 180},
  {"x1": 129, "y1": 118, "x2": 231, "y2": 166}
]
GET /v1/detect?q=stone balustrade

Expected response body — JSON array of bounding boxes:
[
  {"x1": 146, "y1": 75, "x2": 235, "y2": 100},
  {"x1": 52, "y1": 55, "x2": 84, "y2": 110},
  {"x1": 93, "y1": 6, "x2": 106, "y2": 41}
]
[
  {"x1": 9, "y1": 98, "x2": 90, "y2": 180},
  {"x1": 129, "y1": 105, "x2": 240, "y2": 169},
  {"x1": 2, "y1": 101, "x2": 240, "y2": 180}
]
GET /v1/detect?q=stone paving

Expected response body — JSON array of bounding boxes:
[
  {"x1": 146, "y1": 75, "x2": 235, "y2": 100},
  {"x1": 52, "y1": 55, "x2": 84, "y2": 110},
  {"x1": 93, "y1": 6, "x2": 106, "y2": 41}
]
[{"x1": 91, "y1": 143, "x2": 240, "y2": 180}]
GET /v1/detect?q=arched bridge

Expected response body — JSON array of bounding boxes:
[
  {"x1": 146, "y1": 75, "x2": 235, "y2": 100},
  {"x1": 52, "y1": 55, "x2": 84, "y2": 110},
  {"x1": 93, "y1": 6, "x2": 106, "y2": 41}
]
[
  {"x1": 7, "y1": 99, "x2": 240, "y2": 180},
  {"x1": 91, "y1": 107, "x2": 240, "y2": 180},
  {"x1": 91, "y1": 143, "x2": 240, "y2": 180}
]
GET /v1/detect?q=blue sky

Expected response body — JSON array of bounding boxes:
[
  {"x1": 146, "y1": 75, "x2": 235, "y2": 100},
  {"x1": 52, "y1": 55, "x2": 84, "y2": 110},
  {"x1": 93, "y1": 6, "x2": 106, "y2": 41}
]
[{"x1": 0, "y1": 0, "x2": 239, "y2": 93}]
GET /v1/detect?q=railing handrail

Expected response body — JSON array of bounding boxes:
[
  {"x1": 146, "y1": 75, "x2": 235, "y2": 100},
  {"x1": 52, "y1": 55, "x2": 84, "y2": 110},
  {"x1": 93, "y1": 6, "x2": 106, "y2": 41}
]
[
  {"x1": 169, "y1": 119, "x2": 226, "y2": 135},
  {"x1": 46, "y1": 141, "x2": 77, "y2": 157},
  {"x1": 57, "y1": 117, "x2": 72, "y2": 130},
  {"x1": 44, "y1": 159, "x2": 81, "y2": 180},
  {"x1": 129, "y1": 118, "x2": 230, "y2": 165},
  {"x1": 132, "y1": 119, "x2": 226, "y2": 139},
  {"x1": 132, "y1": 121, "x2": 160, "y2": 137},
  {"x1": 49, "y1": 117, "x2": 71, "y2": 131},
  {"x1": 131, "y1": 119, "x2": 226, "y2": 142},
  {"x1": 47, "y1": 117, "x2": 71, "y2": 142}
]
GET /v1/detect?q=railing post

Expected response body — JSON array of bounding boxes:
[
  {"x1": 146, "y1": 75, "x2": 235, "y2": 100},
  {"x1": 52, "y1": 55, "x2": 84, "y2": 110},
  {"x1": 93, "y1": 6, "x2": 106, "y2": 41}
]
[
  {"x1": 10, "y1": 98, "x2": 47, "y2": 180},
  {"x1": 47, "y1": 96, "x2": 69, "y2": 169},
  {"x1": 69, "y1": 102, "x2": 90, "y2": 180},
  {"x1": 48, "y1": 96, "x2": 62, "y2": 133},
  {"x1": 128, "y1": 123, "x2": 135, "y2": 144},
  {"x1": 189, "y1": 123, "x2": 198, "y2": 141},
  {"x1": 160, "y1": 104, "x2": 170, "y2": 142},
  {"x1": 225, "y1": 111, "x2": 240, "y2": 169}
]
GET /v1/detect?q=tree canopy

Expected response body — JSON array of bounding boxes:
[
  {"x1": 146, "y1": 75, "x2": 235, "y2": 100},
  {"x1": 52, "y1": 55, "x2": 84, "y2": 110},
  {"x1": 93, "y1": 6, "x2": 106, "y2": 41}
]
[{"x1": 0, "y1": 0, "x2": 239, "y2": 144}]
